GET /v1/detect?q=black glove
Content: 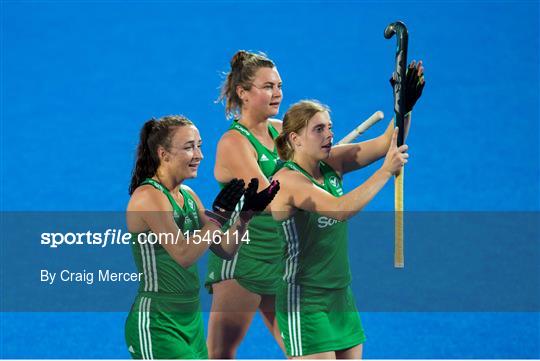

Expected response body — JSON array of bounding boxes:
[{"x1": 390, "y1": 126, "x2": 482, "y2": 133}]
[
  {"x1": 205, "y1": 178, "x2": 245, "y2": 227},
  {"x1": 390, "y1": 61, "x2": 425, "y2": 115},
  {"x1": 240, "y1": 178, "x2": 280, "y2": 222}
]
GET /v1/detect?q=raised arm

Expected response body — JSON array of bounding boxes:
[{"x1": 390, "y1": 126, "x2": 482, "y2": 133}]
[
  {"x1": 327, "y1": 115, "x2": 410, "y2": 174},
  {"x1": 327, "y1": 60, "x2": 423, "y2": 175},
  {"x1": 272, "y1": 128, "x2": 407, "y2": 221}
]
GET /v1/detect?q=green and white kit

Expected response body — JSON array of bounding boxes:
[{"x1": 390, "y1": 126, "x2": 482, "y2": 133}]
[
  {"x1": 125, "y1": 178, "x2": 208, "y2": 359},
  {"x1": 275, "y1": 161, "x2": 366, "y2": 357},
  {"x1": 205, "y1": 121, "x2": 285, "y2": 295}
]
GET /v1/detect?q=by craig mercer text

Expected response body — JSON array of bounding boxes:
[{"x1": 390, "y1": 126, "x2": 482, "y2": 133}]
[{"x1": 40, "y1": 229, "x2": 250, "y2": 249}]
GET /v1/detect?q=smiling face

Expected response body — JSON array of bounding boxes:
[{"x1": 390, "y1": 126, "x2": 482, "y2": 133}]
[
  {"x1": 292, "y1": 111, "x2": 334, "y2": 161},
  {"x1": 158, "y1": 125, "x2": 203, "y2": 181},
  {"x1": 238, "y1": 66, "x2": 283, "y2": 119}
]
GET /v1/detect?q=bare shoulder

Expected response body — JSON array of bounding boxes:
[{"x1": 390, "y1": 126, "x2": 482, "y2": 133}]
[
  {"x1": 273, "y1": 166, "x2": 310, "y2": 190},
  {"x1": 272, "y1": 166, "x2": 292, "y2": 182},
  {"x1": 269, "y1": 118, "x2": 283, "y2": 133},
  {"x1": 271, "y1": 165, "x2": 310, "y2": 218},
  {"x1": 127, "y1": 184, "x2": 171, "y2": 212},
  {"x1": 217, "y1": 129, "x2": 255, "y2": 155}
]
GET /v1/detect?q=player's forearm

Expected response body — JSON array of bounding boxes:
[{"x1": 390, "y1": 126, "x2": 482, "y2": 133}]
[
  {"x1": 359, "y1": 120, "x2": 394, "y2": 166},
  {"x1": 172, "y1": 220, "x2": 227, "y2": 268},
  {"x1": 356, "y1": 135, "x2": 390, "y2": 167},
  {"x1": 333, "y1": 168, "x2": 392, "y2": 220},
  {"x1": 371, "y1": 115, "x2": 409, "y2": 162},
  {"x1": 213, "y1": 217, "x2": 248, "y2": 258},
  {"x1": 381, "y1": 119, "x2": 394, "y2": 151},
  {"x1": 173, "y1": 231, "x2": 213, "y2": 268}
]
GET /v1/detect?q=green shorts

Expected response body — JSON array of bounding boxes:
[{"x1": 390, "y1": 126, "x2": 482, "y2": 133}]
[
  {"x1": 205, "y1": 249, "x2": 283, "y2": 295},
  {"x1": 276, "y1": 284, "x2": 366, "y2": 357},
  {"x1": 125, "y1": 294, "x2": 208, "y2": 359}
]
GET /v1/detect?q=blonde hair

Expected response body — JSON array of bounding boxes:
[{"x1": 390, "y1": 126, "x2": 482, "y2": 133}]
[
  {"x1": 275, "y1": 100, "x2": 330, "y2": 160},
  {"x1": 218, "y1": 50, "x2": 275, "y2": 119}
]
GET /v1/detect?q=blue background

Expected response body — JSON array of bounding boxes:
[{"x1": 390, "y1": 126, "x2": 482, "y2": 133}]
[{"x1": 1, "y1": 0, "x2": 539, "y2": 358}]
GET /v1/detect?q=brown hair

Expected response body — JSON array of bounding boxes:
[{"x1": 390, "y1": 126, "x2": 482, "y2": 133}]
[
  {"x1": 275, "y1": 100, "x2": 330, "y2": 160},
  {"x1": 218, "y1": 50, "x2": 275, "y2": 119},
  {"x1": 129, "y1": 115, "x2": 193, "y2": 194}
]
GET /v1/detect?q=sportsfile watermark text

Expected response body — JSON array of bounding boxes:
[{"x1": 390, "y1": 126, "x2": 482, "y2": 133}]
[{"x1": 40, "y1": 229, "x2": 250, "y2": 248}]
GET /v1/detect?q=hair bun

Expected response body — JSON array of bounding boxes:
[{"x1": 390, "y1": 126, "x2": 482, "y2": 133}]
[{"x1": 230, "y1": 50, "x2": 251, "y2": 69}]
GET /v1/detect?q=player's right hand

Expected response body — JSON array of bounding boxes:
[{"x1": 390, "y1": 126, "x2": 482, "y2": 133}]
[
  {"x1": 240, "y1": 178, "x2": 280, "y2": 222},
  {"x1": 381, "y1": 127, "x2": 409, "y2": 176},
  {"x1": 389, "y1": 60, "x2": 425, "y2": 115}
]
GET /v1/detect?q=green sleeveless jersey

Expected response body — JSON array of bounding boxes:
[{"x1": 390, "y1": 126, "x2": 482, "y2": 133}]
[
  {"x1": 224, "y1": 120, "x2": 284, "y2": 259},
  {"x1": 279, "y1": 161, "x2": 352, "y2": 289},
  {"x1": 131, "y1": 178, "x2": 201, "y2": 301}
]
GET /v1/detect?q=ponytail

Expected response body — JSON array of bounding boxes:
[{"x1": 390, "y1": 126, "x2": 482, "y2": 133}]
[
  {"x1": 275, "y1": 133, "x2": 294, "y2": 161},
  {"x1": 129, "y1": 119, "x2": 158, "y2": 195}
]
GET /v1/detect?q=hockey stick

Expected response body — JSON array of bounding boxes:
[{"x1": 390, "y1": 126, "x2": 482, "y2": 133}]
[
  {"x1": 336, "y1": 111, "x2": 384, "y2": 145},
  {"x1": 385, "y1": 20, "x2": 408, "y2": 268}
]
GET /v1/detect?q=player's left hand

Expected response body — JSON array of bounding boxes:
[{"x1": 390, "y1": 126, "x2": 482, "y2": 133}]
[{"x1": 240, "y1": 178, "x2": 280, "y2": 222}]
